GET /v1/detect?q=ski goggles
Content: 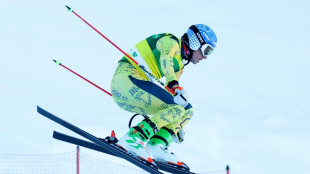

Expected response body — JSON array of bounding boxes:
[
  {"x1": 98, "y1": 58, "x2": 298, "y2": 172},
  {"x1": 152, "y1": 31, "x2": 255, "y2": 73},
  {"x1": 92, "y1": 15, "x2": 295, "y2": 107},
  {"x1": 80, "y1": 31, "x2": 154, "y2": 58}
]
[{"x1": 200, "y1": 44, "x2": 214, "y2": 57}]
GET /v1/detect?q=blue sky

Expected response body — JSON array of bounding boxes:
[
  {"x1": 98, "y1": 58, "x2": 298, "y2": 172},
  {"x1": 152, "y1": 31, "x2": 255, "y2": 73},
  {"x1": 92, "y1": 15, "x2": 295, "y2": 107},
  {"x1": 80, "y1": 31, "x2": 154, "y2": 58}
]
[{"x1": 0, "y1": 0, "x2": 309, "y2": 174}]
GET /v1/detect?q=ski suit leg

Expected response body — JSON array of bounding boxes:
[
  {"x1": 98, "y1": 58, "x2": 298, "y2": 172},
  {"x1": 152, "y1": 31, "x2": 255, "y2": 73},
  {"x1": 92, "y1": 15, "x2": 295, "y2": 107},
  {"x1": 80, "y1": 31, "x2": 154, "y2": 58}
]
[
  {"x1": 164, "y1": 105, "x2": 194, "y2": 134},
  {"x1": 111, "y1": 62, "x2": 194, "y2": 141},
  {"x1": 147, "y1": 105, "x2": 194, "y2": 147},
  {"x1": 111, "y1": 62, "x2": 182, "y2": 117}
]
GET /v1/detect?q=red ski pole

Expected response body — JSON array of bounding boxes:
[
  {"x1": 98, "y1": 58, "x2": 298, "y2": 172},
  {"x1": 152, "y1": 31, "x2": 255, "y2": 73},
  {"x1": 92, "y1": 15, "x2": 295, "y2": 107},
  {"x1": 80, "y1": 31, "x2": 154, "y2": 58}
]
[
  {"x1": 65, "y1": 5, "x2": 175, "y2": 95},
  {"x1": 53, "y1": 60, "x2": 112, "y2": 96}
]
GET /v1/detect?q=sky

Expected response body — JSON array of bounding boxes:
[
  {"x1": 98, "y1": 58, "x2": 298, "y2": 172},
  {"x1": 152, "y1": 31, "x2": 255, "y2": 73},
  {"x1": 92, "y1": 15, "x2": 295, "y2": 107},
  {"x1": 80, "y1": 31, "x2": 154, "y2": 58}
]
[{"x1": 0, "y1": 0, "x2": 309, "y2": 174}]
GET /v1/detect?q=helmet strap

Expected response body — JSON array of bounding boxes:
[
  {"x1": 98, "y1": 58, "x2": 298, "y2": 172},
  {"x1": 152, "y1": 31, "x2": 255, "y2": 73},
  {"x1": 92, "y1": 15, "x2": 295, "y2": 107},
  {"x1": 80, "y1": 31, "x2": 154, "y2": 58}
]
[{"x1": 181, "y1": 34, "x2": 193, "y2": 66}]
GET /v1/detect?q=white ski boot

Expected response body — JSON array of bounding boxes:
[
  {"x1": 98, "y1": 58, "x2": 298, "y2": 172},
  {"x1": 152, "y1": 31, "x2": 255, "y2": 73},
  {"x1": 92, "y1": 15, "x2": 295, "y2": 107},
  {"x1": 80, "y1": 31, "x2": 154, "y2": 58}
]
[
  {"x1": 146, "y1": 143, "x2": 183, "y2": 165},
  {"x1": 117, "y1": 132, "x2": 154, "y2": 162},
  {"x1": 146, "y1": 127, "x2": 185, "y2": 166},
  {"x1": 117, "y1": 119, "x2": 158, "y2": 163}
]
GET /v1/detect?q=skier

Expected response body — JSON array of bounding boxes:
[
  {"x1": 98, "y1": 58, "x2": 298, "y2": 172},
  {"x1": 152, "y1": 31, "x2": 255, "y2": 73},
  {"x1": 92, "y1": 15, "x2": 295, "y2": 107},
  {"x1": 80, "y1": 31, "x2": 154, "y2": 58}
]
[{"x1": 110, "y1": 24, "x2": 217, "y2": 165}]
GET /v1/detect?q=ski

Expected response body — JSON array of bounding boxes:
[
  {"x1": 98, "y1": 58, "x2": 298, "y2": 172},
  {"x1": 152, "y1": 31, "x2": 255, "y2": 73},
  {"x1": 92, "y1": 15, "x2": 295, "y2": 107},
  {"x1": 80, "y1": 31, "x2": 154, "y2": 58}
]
[
  {"x1": 53, "y1": 131, "x2": 196, "y2": 174},
  {"x1": 36, "y1": 106, "x2": 161, "y2": 174}
]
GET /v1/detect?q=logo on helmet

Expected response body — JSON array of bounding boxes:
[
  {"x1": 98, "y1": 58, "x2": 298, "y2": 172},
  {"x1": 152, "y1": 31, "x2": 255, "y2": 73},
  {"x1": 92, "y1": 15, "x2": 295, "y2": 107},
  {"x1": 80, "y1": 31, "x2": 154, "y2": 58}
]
[{"x1": 196, "y1": 32, "x2": 204, "y2": 44}]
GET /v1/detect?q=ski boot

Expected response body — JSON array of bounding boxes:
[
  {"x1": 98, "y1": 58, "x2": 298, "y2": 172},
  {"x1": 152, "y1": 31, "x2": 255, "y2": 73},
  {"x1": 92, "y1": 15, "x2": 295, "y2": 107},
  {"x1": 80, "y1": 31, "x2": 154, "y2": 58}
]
[
  {"x1": 146, "y1": 127, "x2": 190, "y2": 171},
  {"x1": 117, "y1": 118, "x2": 158, "y2": 163}
]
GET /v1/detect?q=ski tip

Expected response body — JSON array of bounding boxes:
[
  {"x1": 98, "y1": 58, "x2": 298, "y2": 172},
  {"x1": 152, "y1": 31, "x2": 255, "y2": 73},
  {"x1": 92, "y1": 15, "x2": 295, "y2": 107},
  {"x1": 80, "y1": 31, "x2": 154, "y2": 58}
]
[{"x1": 65, "y1": 5, "x2": 73, "y2": 12}]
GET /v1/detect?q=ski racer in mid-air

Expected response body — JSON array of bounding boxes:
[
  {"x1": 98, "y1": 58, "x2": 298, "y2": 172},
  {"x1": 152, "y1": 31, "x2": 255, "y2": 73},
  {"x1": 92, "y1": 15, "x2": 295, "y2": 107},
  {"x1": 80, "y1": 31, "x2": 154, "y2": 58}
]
[{"x1": 110, "y1": 24, "x2": 217, "y2": 166}]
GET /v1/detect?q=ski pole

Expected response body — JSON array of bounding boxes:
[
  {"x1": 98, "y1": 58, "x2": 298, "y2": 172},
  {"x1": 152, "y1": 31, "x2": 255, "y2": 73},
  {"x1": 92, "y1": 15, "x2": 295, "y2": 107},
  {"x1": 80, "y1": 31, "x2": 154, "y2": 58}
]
[
  {"x1": 65, "y1": 5, "x2": 175, "y2": 95},
  {"x1": 53, "y1": 60, "x2": 112, "y2": 96}
]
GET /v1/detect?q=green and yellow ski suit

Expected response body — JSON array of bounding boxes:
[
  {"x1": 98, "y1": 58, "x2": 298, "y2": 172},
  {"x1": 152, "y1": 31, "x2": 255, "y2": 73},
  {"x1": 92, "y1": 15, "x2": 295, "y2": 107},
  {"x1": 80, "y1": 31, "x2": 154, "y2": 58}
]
[{"x1": 110, "y1": 33, "x2": 194, "y2": 146}]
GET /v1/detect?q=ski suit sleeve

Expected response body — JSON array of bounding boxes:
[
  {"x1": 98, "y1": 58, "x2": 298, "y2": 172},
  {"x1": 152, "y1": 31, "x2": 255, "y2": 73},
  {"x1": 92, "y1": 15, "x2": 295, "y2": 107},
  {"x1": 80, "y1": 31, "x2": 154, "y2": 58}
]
[{"x1": 156, "y1": 36, "x2": 181, "y2": 86}]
